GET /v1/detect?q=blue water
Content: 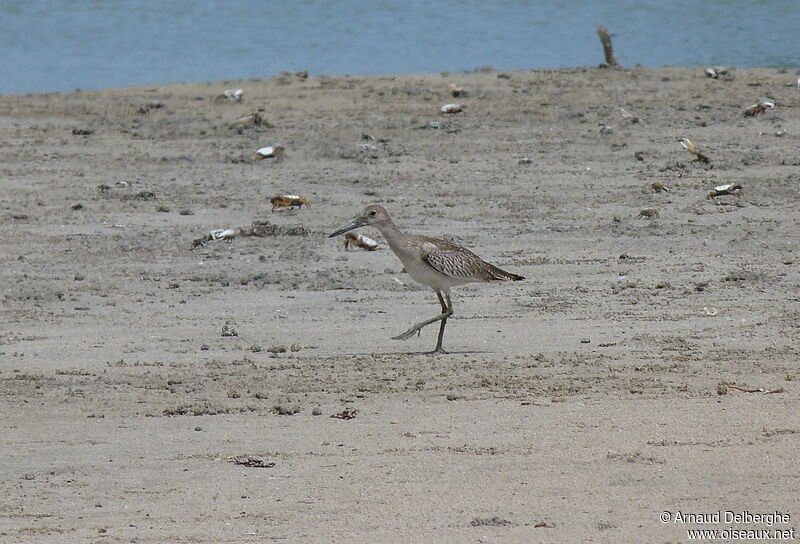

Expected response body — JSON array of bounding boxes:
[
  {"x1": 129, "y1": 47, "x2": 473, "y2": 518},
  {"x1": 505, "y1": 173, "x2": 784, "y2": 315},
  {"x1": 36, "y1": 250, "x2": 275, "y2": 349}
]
[{"x1": 1, "y1": 0, "x2": 797, "y2": 94}]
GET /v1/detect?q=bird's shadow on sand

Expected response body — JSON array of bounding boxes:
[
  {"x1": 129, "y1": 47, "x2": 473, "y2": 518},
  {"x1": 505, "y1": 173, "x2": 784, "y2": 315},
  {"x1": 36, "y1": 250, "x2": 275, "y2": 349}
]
[
  {"x1": 385, "y1": 349, "x2": 492, "y2": 356},
  {"x1": 333, "y1": 349, "x2": 492, "y2": 358}
]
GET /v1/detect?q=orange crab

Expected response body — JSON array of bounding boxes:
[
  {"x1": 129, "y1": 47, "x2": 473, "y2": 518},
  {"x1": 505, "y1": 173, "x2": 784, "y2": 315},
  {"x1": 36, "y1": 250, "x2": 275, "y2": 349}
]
[
  {"x1": 343, "y1": 232, "x2": 380, "y2": 251},
  {"x1": 270, "y1": 195, "x2": 309, "y2": 212}
]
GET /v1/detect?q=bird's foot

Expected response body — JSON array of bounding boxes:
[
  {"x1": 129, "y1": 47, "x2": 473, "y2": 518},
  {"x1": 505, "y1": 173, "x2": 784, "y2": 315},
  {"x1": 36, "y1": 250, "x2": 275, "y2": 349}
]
[
  {"x1": 427, "y1": 346, "x2": 447, "y2": 355},
  {"x1": 391, "y1": 325, "x2": 422, "y2": 341},
  {"x1": 392, "y1": 314, "x2": 449, "y2": 341}
]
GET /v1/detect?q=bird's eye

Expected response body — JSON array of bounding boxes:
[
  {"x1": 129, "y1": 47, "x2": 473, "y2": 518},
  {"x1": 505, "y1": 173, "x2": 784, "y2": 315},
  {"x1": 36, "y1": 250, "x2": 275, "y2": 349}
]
[{"x1": 369, "y1": 211, "x2": 376, "y2": 216}]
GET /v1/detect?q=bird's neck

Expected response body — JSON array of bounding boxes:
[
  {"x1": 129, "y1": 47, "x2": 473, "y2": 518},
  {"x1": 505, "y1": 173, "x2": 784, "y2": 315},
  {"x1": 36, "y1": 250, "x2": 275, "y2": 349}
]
[{"x1": 374, "y1": 220, "x2": 403, "y2": 247}]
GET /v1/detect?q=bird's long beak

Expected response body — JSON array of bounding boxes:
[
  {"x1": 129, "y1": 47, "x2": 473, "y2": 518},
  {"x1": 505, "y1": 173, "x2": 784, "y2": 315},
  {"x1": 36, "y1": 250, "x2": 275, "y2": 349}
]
[{"x1": 328, "y1": 218, "x2": 364, "y2": 238}]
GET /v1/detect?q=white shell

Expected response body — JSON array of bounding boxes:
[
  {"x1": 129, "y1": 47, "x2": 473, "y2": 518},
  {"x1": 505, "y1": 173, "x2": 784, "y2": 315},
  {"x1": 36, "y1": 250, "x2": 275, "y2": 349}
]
[
  {"x1": 280, "y1": 194, "x2": 302, "y2": 200},
  {"x1": 704, "y1": 68, "x2": 717, "y2": 78},
  {"x1": 257, "y1": 146, "x2": 276, "y2": 156},
  {"x1": 747, "y1": 101, "x2": 775, "y2": 111},
  {"x1": 356, "y1": 233, "x2": 378, "y2": 248},
  {"x1": 713, "y1": 184, "x2": 741, "y2": 194},
  {"x1": 209, "y1": 228, "x2": 238, "y2": 240},
  {"x1": 345, "y1": 232, "x2": 379, "y2": 250},
  {"x1": 223, "y1": 88, "x2": 243, "y2": 99},
  {"x1": 440, "y1": 103, "x2": 463, "y2": 113}
]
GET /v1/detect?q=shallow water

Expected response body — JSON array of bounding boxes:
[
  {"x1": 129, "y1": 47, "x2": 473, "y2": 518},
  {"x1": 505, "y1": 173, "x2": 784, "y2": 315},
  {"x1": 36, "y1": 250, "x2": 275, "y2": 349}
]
[{"x1": 1, "y1": 0, "x2": 797, "y2": 94}]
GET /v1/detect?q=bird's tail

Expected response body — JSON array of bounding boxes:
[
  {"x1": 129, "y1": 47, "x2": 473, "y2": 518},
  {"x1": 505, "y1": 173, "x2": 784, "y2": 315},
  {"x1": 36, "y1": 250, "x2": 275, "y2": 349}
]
[{"x1": 487, "y1": 264, "x2": 525, "y2": 282}]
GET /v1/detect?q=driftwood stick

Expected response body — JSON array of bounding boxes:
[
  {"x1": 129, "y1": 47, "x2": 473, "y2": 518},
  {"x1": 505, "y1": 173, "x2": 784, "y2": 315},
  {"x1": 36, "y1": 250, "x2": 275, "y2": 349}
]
[{"x1": 596, "y1": 26, "x2": 618, "y2": 66}]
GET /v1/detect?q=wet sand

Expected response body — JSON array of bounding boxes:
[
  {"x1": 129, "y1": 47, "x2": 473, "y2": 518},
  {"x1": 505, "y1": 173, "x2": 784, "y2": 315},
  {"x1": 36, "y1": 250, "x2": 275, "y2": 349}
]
[{"x1": 1, "y1": 67, "x2": 799, "y2": 542}]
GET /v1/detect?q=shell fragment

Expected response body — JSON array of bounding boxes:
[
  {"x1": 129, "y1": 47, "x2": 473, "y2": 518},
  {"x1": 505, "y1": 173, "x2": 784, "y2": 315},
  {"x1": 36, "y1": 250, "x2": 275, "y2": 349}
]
[
  {"x1": 440, "y1": 103, "x2": 464, "y2": 114},
  {"x1": 743, "y1": 101, "x2": 775, "y2": 117},
  {"x1": 707, "y1": 183, "x2": 742, "y2": 198},
  {"x1": 344, "y1": 232, "x2": 380, "y2": 251},
  {"x1": 215, "y1": 88, "x2": 244, "y2": 103},
  {"x1": 256, "y1": 144, "x2": 285, "y2": 161}
]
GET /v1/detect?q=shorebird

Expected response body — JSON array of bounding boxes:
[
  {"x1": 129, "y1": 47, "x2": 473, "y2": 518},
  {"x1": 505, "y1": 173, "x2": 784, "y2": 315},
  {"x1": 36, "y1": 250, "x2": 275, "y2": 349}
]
[{"x1": 329, "y1": 205, "x2": 524, "y2": 353}]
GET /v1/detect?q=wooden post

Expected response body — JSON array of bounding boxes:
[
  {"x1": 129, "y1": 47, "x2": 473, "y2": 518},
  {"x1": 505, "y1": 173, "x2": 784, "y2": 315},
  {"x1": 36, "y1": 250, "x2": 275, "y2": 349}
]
[{"x1": 596, "y1": 26, "x2": 618, "y2": 67}]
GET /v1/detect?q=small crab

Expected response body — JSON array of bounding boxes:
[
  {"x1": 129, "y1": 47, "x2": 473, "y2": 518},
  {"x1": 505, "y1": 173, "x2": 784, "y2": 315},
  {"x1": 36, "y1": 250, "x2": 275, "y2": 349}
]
[
  {"x1": 343, "y1": 232, "x2": 380, "y2": 251},
  {"x1": 215, "y1": 88, "x2": 243, "y2": 103},
  {"x1": 636, "y1": 208, "x2": 659, "y2": 220},
  {"x1": 651, "y1": 182, "x2": 670, "y2": 193},
  {"x1": 255, "y1": 144, "x2": 285, "y2": 162},
  {"x1": 743, "y1": 101, "x2": 775, "y2": 117},
  {"x1": 707, "y1": 183, "x2": 742, "y2": 199},
  {"x1": 619, "y1": 107, "x2": 642, "y2": 123},
  {"x1": 704, "y1": 66, "x2": 731, "y2": 79},
  {"x1": 229, "y1": 112, "x2": 270, "y2": 130},
  {"x1": 270, "y1": 195, "x2": 309, "y2": 212},
  {"x1": 677, "y1": 137, "x2": 710, "y2": 163},
  {"x1": 447, "y1": 83, "x2": 467, "y2": 97},
  {"x1": 192, "y1": 228, "x2": 241, "y2": 248}
]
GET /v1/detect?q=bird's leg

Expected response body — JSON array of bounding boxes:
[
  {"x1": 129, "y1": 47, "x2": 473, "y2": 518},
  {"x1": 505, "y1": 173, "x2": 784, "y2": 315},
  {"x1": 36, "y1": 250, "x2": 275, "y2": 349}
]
[
  {"x1": 431, "y1": 291, "x2": 453, "y2": 354},
  {"x1": 392, "y1": 290, "x2": 454, "y2": 348}
]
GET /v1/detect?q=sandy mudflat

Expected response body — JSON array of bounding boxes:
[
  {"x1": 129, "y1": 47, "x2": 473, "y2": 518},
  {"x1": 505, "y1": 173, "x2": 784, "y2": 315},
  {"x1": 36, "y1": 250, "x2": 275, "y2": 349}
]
[{"x1": 1, "y1": 67, "x2": 799, "y2": 543}]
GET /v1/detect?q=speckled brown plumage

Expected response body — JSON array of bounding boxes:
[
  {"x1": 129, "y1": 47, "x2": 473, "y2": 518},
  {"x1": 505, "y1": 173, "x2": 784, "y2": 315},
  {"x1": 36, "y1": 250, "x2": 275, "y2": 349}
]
[{"x1": 329, "y1": 204, "x2": 524, "y2": 353}]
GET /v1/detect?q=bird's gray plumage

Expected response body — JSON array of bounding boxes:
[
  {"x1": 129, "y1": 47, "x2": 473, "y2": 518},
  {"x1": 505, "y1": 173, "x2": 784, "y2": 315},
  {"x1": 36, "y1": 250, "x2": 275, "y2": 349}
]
[{"x1": 329, "y1": 204, "x2": 524, "y2": 353}]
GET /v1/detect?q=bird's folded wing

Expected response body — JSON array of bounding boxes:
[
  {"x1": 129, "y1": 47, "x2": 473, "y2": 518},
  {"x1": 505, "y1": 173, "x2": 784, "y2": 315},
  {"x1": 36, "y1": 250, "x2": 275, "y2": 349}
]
[{"x1": 422, "y1": 250, "x2": 485, "y2": 280}]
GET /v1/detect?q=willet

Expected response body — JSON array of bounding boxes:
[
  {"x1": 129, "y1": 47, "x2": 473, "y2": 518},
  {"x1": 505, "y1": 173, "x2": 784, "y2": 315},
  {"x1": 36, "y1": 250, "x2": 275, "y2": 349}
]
[{"x1": 329, "y1": 205, "x2": 524, "y2": 353}]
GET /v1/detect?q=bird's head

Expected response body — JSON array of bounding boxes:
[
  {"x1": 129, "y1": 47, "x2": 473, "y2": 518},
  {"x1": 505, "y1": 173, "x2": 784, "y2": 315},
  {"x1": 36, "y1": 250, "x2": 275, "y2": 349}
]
[{"x1": 329, "y1": 205, "x2": 390, "y2": 237}]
